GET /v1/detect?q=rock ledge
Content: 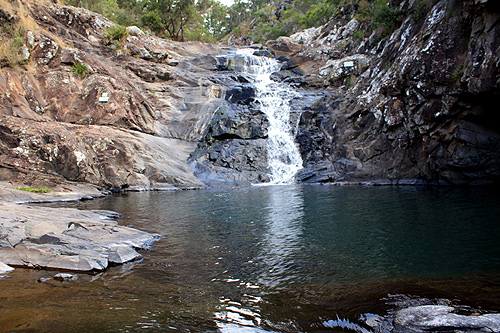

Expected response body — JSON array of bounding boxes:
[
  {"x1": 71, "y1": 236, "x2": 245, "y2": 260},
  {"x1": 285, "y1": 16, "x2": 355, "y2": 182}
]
[{"x1": 0, "y1": 198, "x2": 160, "y2": 272}]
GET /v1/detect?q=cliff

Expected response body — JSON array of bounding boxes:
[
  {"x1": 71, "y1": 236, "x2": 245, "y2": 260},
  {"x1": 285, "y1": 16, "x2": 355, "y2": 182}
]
[
  {"x1": 290, "y1": 0, "x2": 500, "y2": 185},
  {"x1": 199, "y1": 0, "x2": 500, "y2": 186}
]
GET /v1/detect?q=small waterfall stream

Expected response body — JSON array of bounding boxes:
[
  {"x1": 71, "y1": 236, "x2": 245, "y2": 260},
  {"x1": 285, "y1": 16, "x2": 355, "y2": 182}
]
[{"x1": 236, "y1": 49, "x2": 303, "y2": 185}]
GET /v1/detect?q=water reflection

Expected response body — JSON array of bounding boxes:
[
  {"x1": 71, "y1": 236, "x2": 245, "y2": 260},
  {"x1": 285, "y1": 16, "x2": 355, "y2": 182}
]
[{"x1": 256, "y1": 185, "x2": 305, "y2": 288}]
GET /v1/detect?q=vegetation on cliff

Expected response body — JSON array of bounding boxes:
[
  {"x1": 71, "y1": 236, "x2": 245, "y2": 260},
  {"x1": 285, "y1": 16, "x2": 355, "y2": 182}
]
[
  {"x1": 0, "y1": 0, "x2": 38, "y2": 67},
  {"x1": 56, "y1": 0, "x2": 437, "y2": 44},
  {"x1": 225, "y1": 0, "x2": 439, "y2": 44}
]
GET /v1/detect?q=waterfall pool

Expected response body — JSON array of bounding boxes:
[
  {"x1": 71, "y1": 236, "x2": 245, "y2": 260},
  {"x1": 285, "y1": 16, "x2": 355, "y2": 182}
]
[{"x1": 1, "y1": 185, "x2": 499, "y2": 331}]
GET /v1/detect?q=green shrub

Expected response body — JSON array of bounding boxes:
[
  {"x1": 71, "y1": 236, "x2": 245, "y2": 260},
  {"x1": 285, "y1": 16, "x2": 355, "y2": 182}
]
[
  {"x1": 353, "y1": 29, "x2": 365, "y2": 40},
  {"x1": 412, "y1": 0, "x2": 431, "y2": 22},
  {"x1": 372, "y1": 1, "x2": 405, "y2": 36},
  {"x1": 0, "y1": 23, "x2": 27, "y2": 68},
  {"x1": 71, "y1": 62, "x2": 89, "y2": 79},
  {"x1": 103, "y1": 24, "x2": 129, "y2": 49}
]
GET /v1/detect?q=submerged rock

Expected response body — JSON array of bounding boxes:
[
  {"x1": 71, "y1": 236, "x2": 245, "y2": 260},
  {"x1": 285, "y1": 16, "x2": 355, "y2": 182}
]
[{"x1": 394, "y1": 305, "x2": 500, "y2": 333}]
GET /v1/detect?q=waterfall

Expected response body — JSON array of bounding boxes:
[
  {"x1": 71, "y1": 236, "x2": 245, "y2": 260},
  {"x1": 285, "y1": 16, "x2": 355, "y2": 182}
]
[{"x1": 236, "y1": 49, "x2": 303, "y2": 185}]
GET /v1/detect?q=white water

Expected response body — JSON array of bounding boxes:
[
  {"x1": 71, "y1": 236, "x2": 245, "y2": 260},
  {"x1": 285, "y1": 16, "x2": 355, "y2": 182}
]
[{"x1": 236, "y1": 49, "x2": 303, "y2": 185}]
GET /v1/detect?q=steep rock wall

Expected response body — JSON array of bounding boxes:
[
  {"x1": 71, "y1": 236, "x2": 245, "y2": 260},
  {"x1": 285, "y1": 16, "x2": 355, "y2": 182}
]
[{"x1": 292, "y1": 0, "x2": 500, "y2": 185}]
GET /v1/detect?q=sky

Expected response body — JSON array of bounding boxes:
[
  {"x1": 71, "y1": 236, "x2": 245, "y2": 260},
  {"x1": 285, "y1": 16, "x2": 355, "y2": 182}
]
[{"x1": 217, "y1": 0, "x2": 234, "y2": 7}]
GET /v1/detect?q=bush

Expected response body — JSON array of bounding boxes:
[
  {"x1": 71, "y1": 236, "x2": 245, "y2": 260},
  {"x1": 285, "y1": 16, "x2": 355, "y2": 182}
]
[
  {"x1": 71, "y1": 62, "x2": 89, "y2": 79},
  {"x1": 372, "y1": 1, "x2": 405, "y2": 35},
  {"x1": 0, "y1": 24, "x2": 27, "y2": 68},
  {"x1": 412, "y1": 0, "x2": 431, "y2": 22},
  {"x1": 353, "y1": 29, "x2": 365, "y2": 40},
  {"x1": 103, "y1": 24, "x2": 129, "y2": 49}
]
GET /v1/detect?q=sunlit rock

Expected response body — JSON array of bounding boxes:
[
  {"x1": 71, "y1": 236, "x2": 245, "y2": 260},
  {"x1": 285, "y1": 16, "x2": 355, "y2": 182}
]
[{"x1": 0, "y1": 261, "x2": 14, "y2": 274}]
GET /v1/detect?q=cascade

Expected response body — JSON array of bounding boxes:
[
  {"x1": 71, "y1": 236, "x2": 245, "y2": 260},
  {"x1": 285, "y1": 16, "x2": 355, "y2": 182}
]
[{"x1": 236, "y1": 49, "x2": 303, "y2": 185}]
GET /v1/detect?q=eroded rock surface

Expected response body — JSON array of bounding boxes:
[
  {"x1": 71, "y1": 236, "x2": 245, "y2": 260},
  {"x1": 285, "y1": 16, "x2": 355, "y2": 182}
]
[
  {"x1": 0, "y1": 2, "x2": 229, "y2": 190},
  {"x1": 0, "y1": 201, "x2": 159, "y2": 271},
  {"x1": 1, "y1": 0, "x2": 499, "y2": 191}
]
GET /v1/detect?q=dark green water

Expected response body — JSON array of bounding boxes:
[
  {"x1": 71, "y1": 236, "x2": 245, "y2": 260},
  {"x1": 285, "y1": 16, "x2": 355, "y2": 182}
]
[{"x1": 1, "y1": 185, "x2": 500, "y2": 332}]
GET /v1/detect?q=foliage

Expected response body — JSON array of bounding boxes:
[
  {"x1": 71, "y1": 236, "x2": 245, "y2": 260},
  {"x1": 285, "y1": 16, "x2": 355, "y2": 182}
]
[
  {"x1": 72, "y1": 62, "x2": 89, "y2": 79},
  {"x1": 139, "y1": 0, "x2": 196, "y2": 41},
  {"x1": 14, "y1": 186, "x2": 51, "y2": 193},
  {"x1": 62, "y1": 0, "x2": 413, "y2": 43},
  {"x1": 0, "y1": 23, "x2": 27, "y2": 68},
  {"x1": 412, "y1": 0, "x2": 432, "y2": 22},
  {"x1": 353, "y1": 29, "x2": 365, "y2": 40},
  {"x1": 299, "y1": 0, "x2": 340, "y2": 28},
  {"x1": 234, "y1": 0, "x2": 408, "y2": 43},
  {"x1": 354, "y1": 0, "x2": 405, "y2": 37},
  {"x1": 103, "y1": 24, "x2": 129, "y2": 49},
  {"x1": 372, "y1": 1, "x2": 404, "y2": 34}
]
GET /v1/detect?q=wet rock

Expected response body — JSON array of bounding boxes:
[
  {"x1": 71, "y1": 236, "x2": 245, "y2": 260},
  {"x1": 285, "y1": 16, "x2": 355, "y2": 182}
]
[
  {"x1": 37, "y1": 277, "x2": 51, "y2": 283},
  {"x1": 225, "y1": 86, "x2": 255, "y2": 105},
  {"x1": 108, "y1": 244, "x2": 142, "y2": 264},
  {"x1": 394, "y1": 305, "x2": 500, "y2": 333},
  {"x1": 53, "y1": 273, "x2": 78, "y2": 281}
]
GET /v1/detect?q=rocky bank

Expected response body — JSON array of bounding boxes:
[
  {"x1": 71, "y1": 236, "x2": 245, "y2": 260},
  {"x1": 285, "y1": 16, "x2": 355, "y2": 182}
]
[{"x1": 0, "y1": 181, "x2": 159, "y2": 272}]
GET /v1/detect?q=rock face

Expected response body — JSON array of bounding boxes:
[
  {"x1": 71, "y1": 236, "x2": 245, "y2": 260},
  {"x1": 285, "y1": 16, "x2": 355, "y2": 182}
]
[
  {"x1": 290, "y1": 0, "x2": 500, "y2": 185},
  {"x1": 0, "y1": 2, "x2": 228, "y2": 190},
  {"x1": 0, "y1": 201, "x2": 159, "y2": 271},
  {"x1": 1, "y1": 0, "x2": 499, "y2": 190}
]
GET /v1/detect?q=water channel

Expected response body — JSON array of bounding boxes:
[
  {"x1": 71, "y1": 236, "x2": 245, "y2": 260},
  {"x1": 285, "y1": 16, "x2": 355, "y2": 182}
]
[{"x1": 1, "y1": 185, "x2": 499, "y2": 331}]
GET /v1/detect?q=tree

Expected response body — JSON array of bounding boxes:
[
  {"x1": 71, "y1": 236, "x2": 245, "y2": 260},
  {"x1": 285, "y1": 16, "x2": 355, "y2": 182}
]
[{"x1": 141, "y1": 0, "x2": 196, "y2": 41}]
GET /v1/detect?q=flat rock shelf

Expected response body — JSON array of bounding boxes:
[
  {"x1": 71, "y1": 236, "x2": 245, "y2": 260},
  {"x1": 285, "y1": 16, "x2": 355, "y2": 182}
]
[{"x1": 0, "y1": 201, "x2": 160, "y2": 272}]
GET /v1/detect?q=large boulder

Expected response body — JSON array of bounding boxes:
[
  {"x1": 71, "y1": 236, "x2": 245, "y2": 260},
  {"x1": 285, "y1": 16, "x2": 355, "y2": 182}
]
[{"x1": 266, "y1": 36, "x2": 302, "y2": 60}]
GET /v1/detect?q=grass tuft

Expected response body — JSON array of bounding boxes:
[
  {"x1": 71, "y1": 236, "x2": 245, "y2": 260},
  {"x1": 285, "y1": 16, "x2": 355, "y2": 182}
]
[
  {"x1": 71, "y1": 61, "x2": 89, "y2": 79},
  {"x1": 15, "y1": 186, "x2": 51, "y2": 193},
  {"x1": 102, "y1": 24, "x2": 129, "y2": 50}
]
